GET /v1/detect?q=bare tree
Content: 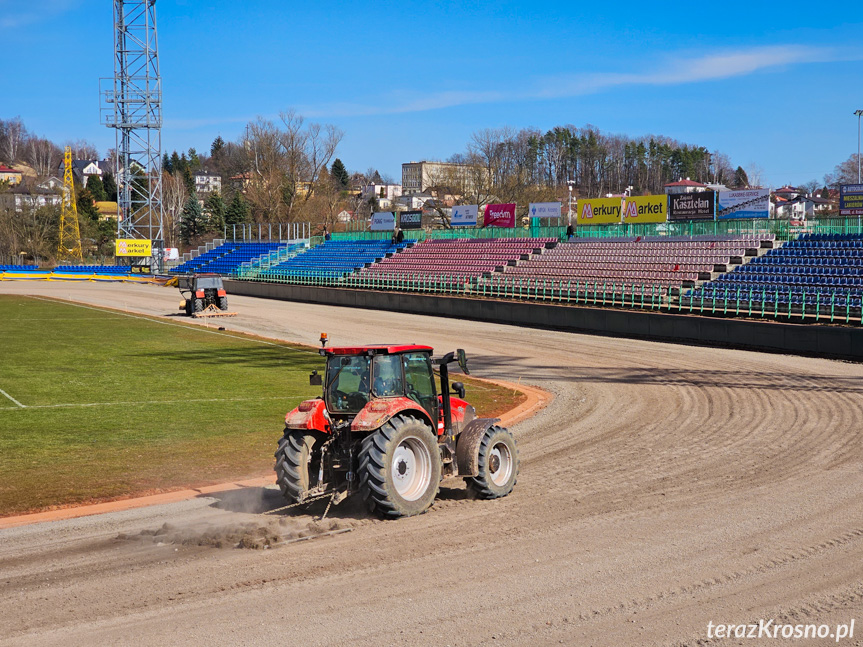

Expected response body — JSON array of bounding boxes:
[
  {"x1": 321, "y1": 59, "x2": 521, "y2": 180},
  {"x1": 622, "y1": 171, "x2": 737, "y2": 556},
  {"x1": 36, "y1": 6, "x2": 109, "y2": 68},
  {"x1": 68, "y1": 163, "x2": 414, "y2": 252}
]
[
  {"x1": 66, "y1": 139, "x2": 99, "y2": 161},
  {"x1": 27, "y1": 137, "x2": 62, "y2": 177},
  {"x1": 0, "y1": 118, "x2": 29, "y2": 163}
]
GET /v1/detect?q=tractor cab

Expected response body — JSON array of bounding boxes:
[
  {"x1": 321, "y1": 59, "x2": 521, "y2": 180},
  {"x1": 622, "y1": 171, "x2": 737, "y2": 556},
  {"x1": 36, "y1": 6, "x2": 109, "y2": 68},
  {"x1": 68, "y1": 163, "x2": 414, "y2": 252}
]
[{"x1": 311, "y1": 341, "x2": 471, "y2": 436}]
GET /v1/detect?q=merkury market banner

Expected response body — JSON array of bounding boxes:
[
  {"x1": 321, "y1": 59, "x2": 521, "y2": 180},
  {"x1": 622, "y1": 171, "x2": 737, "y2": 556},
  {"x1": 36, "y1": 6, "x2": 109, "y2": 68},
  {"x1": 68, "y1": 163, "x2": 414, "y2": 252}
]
[
  {"x1": 483, "y1": 203, "x2": 516, "y2": 227},
  {"x1": 576, "y1": 197, "x2": 622, "y2": 225},
  {"x1": 115, "y1": 239, "x2": 152, "y2": 257},
  {"x1": 717, "y1": 189, "x2": 769, "y2": 219},
  {"x1": 622, "y1": 195, "x2": 667, "y2": 224}
]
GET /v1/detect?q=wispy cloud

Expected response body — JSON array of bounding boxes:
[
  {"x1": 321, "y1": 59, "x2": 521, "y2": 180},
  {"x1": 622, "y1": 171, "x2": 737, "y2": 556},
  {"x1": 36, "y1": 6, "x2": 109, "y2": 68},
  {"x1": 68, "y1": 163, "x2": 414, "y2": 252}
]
[
  {"x1": 300, "y1": 45, "x2": 856, "y2": 118},
  {"x1": 0, "y1": 0, "x2": 81, "y2": 29}
]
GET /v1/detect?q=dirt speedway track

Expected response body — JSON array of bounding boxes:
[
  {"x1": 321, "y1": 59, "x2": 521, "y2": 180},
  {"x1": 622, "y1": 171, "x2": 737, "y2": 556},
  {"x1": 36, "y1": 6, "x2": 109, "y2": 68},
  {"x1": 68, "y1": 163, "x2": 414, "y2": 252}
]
[{"x1": 1, "y1": 281, "x2": 862, "y2": 646}]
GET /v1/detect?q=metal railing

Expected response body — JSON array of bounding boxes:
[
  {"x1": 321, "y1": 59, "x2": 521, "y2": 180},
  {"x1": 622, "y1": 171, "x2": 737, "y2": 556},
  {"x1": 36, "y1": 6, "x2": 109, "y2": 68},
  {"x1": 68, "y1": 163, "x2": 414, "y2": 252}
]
[{"x1": 236, "y1": 270, "x2": 861, "y2": 326}]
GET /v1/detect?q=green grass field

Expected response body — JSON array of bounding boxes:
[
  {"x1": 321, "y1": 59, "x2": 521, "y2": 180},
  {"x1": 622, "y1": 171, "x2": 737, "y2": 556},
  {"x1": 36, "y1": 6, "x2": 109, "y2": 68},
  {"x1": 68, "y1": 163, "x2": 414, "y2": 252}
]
[{"x1": 0, "y1": 295, "x2": 522, "y2": 516}]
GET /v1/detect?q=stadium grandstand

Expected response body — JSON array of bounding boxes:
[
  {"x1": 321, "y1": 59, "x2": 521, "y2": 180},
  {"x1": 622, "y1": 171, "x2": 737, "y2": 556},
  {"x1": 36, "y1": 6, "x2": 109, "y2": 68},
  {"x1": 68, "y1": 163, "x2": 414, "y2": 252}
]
[
  {"x1": 170, "y1": 241, "x2": 304, "y2": 275},
  {"x1": 357, "y1": 238, "x2": 556, "y2": 281},
  {"x1": 258, "y1": 239, "x2": 414, "y2": 280},
  {"x1": 685, "y1": 233, "x2": 863, "y2": 309}
]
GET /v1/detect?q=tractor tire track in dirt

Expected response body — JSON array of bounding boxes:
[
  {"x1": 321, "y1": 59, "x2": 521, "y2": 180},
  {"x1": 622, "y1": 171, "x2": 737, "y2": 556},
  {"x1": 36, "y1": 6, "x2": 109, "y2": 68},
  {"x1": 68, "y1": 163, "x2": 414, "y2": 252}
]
[{"x1": 1, "y1": 281, "x2": 861, "y2": 646}]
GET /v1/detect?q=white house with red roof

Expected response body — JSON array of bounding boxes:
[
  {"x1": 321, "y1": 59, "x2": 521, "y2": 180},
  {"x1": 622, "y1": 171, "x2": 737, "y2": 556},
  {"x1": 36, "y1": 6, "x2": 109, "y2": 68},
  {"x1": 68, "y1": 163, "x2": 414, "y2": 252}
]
[{"x1": 663, "y1": 177, "x2": 709, "y2": 195}]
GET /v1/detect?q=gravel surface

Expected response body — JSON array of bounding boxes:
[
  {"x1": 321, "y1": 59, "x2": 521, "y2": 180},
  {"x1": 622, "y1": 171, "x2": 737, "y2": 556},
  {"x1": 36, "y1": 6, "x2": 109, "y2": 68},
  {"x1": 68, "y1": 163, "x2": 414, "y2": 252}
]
[{"x1": 1, "y1": 281, "x2": 862, "y2": 646}]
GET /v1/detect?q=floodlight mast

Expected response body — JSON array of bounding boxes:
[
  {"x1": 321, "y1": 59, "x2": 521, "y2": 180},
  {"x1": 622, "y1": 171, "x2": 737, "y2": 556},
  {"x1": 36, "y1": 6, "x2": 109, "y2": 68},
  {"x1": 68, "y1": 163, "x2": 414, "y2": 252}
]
[
  {"x1": 855, "y1": 109, "x2": 863, "y2": 183},
  {"x1": 101, "y1": 0, "x2": 164, "y2": 270}
]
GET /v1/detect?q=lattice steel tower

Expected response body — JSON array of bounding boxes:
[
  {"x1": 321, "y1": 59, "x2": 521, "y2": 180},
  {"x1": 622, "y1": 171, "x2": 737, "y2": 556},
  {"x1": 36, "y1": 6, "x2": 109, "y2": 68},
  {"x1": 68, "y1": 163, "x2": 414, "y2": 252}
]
[
  {"x1": 101, "y1": 0, "x2": 164, "y2": 266},
  {"x1": 58, "y1": 147, "x2": 84, "y2": 263}
]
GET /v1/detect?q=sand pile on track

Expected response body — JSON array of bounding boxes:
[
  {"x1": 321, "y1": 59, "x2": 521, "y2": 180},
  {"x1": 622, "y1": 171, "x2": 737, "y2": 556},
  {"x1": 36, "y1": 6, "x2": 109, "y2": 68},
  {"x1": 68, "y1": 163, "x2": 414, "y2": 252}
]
[{"x1": 117, "y1": 518, "x2": 348, "y2": 549}]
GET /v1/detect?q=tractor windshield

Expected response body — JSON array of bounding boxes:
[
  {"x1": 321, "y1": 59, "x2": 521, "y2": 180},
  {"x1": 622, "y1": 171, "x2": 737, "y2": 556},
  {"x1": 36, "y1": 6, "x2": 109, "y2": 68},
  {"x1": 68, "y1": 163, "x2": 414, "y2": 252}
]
[
  {"x1": 325, "y1": 355, "x2": 371, "y2": 414},
  {"x1": 195, "y1": 276, "x2": 222, "y2": 289}
]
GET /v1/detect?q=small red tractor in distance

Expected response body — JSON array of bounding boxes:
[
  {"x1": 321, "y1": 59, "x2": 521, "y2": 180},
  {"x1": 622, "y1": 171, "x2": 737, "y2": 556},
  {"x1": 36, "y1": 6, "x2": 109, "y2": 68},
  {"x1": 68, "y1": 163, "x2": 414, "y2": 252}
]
[
  {"x1": 177, "y1": 273, "x2": 229, "y2": 316},
  {"x1": 275, "y1": 336, "x2": 519, "y2": 518}
]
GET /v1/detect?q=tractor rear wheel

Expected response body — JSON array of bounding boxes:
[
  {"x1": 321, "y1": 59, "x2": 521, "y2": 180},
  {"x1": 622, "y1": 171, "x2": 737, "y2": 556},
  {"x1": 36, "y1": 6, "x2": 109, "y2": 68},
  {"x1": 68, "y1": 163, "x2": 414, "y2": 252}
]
[
  {"x1": 183, "y1": 299, "x2": 192, "y2": 316},
  {"x1": 217, "y1": 296, "x2": 228, "y2": 311},
  {"x1": 275, "y1": 430, "x2": 324, "y2": 503},
  {"x1": 193, "y1": 298, "x2": 203, "y2": 313},
  {"x1": 360, "y1": 415, "x2": 441, "y2": 518},
  {"x1": 466, "y1": 426, "x2": 519, "y2": 499}
]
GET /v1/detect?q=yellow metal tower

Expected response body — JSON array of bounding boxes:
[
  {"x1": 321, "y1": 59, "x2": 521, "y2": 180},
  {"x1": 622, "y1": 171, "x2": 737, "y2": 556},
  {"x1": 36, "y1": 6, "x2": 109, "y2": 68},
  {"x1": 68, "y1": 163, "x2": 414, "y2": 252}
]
[{"x1": 58, "y1": 146, "x2": 83, "y2": 263}]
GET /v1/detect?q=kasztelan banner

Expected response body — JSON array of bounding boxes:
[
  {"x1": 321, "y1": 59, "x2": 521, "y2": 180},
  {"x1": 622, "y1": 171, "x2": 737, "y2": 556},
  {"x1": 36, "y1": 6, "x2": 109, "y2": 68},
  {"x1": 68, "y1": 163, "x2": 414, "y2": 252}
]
[
  {"x1": 483, "y1": 203, "x2": 516, "y2": 227},
  {"x1": 451, "y1": 204, "x2": 478, "y2": 226},
  {"x1": 529, "y1": 202, "x2": 561, "y2": 218},
  {"x1": 622, "y1": 195, "x2": 667, "y2": 224},
  {"x1": 576, "y1": 197, "x2": 622, "y2": 225},
  {"x1": 717, "y1": 189, "x2": 769, "y2": 219},
  {"x1": 370, "y1": 211, "x2": 396, "y2": 231}
]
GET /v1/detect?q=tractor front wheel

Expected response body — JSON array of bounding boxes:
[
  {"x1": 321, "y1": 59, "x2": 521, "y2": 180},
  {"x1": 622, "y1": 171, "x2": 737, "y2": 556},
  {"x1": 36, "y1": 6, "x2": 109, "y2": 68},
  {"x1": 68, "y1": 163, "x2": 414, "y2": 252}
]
[
  {"x1": 466, "y1": 426, "x2": 519, "y2": 499},
  {"x1": 360, "y1": 415, "x2": 441, "y2": 518},
  {"x1": 275, "y1": 430, "x2": 324, "y2": 503}
]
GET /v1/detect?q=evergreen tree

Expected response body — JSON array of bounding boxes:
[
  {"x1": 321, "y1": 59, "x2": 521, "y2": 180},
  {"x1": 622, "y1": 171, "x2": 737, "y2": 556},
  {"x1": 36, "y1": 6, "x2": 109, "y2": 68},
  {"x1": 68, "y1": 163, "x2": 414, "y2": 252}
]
[
  {"x1": 170, "y1": 151, "x2": 181, "y2": 175},
  {"x1": 86, "y1": 175, "x2": 106, "y2": 202},
  {"x1": 182, "y1": 165, "x2": 195, "y2": 195},
  {"x1": 210, "y1": 136, "x2": 225, "y2": 159},
  {"x1": 225, "y1": 192, "x2": 249, "y2": 226},
  {"x1": 205, "y1": 192, "x2": 226, "y2": 232},
  {"x1": 76, "y1": 187, "x2": 100, "y2": 223},
  {"x1": 331, "y1": 158, "x2": 350, "y2": 190},
  {"x1": 188, "y1": 148, "x2": 200, "y2": 171},
  {"x1": 162, "y1": 152, "x2": 172, "y2": 174},
  {"x1": 179, "y1": 194, "x2": 205, "y2": 245},
  {"x1": 102, "y1": 171, "x2": 118, "y2": 202},
  {"x1": 733, "y1": 166, "x2": 749, "y2": 188}
]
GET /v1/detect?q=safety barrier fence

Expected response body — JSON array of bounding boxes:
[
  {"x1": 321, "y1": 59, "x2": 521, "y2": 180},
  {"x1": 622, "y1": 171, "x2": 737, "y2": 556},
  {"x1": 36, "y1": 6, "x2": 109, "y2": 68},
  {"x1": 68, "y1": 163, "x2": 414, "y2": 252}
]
[{"x1": 236, "y1": 270, "x2": 861, "y2": 326}]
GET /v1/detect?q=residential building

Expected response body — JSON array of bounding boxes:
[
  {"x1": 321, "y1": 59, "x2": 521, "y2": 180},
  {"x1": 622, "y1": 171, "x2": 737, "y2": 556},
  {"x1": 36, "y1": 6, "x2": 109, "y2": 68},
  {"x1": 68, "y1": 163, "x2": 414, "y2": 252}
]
[
  {"x1": 194, "y1": 170, "x2": 222, "y2": 195},
  {"x1": 663, "y1": 178, "x2": 710, "y2": 195},
  {"x1": 0, "y1": 164, "x2": 23, "y2": 185},
  {"x1": 57, "y1": 159, "x2": 113, "y2": 187},
  {"x1": 401, "y1": 161, "x2": 480, "y2": 195},
  {"x1": 0, "y1": 182, "x2": 63, "y2": 212}
]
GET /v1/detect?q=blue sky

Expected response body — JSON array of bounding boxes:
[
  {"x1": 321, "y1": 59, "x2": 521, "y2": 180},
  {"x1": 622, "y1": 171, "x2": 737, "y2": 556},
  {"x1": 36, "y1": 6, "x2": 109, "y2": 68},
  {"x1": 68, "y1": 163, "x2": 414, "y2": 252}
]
[{"x1": 1, "y1": 0, "x2": 861, "y2": 187}]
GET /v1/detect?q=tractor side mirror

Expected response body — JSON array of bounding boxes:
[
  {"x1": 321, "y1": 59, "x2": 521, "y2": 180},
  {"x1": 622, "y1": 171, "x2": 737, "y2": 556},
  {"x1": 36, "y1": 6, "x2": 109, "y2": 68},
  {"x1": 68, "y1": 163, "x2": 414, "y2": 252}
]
[
  {"x1": 457, "y1": 349, "x2": 469, "y2": 375},
  {"x1": 309, "y1": 370, "x2": 322, "y2": 386},
  {"x1": 452, "y1": 381, "x2": 465, "y2": 399}
]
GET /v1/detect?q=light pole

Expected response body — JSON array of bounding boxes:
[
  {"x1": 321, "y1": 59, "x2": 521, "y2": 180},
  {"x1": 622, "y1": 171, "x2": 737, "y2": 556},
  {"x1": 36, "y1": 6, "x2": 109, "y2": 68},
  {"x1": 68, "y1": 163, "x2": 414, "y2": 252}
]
[
  {"x1": 567, "y1": 180, "x2": 575, "y2": 224},
  {"x1": 856, "y1": 109, "x2": 863, "y2": 183}
]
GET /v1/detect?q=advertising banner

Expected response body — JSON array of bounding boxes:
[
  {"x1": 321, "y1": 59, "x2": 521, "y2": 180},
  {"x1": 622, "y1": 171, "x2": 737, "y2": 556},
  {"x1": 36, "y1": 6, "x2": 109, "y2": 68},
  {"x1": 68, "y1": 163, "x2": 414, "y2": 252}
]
[
  {"x1": 399, "y1": 210, "x2": 422, "y2": 229},
  {"x1": 622, "y1": 195, "x2": 667, "y2": 224},
  {"x1": 451, "y1": 204, "x2": 478, "y2": 227},
  {"x1": 370, "y1": 211, "x2": 396, "y2": 231},
  {"x1": 483, "y1": 203, "x2": 516, "y2": 228},
  {"x1": 840, "y1": 184, "x2": 863, "y2": 216},
  {"x1": 529, "y1": 202, "x2": 561, "y2": 219},
  {"x1": 717, "y1": 189, "x2": 770, "y2": 219},
  {"x1": 576, "y1": 197, "x2": 623, "y2": 225},
  {"x1": 115, "y1": 239, "x2": 152, "y2": 257},
  {"x1": 669, "y1": 191, "x2": 715, "y2": 221}
]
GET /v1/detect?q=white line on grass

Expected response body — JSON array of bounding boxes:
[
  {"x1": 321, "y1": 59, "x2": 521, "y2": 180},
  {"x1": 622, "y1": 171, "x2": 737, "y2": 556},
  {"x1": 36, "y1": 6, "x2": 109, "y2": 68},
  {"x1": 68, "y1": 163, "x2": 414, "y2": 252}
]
[
  {"x1": 0, "y1": 388, "x2": 26, "y2": 408},
  {"x1": 0, "y1": 395, "x2": 309, "y2": 411},
  {"x1": 27, "y1": 296, "x2": 317, "y2": 354}
]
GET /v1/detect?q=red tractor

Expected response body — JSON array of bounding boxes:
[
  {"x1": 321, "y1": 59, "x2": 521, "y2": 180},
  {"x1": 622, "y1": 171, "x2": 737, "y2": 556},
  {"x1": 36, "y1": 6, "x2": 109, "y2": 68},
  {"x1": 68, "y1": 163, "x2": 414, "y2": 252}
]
[{"x1": 275, "y1": 338, "x2": 519, "y2": 518}]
